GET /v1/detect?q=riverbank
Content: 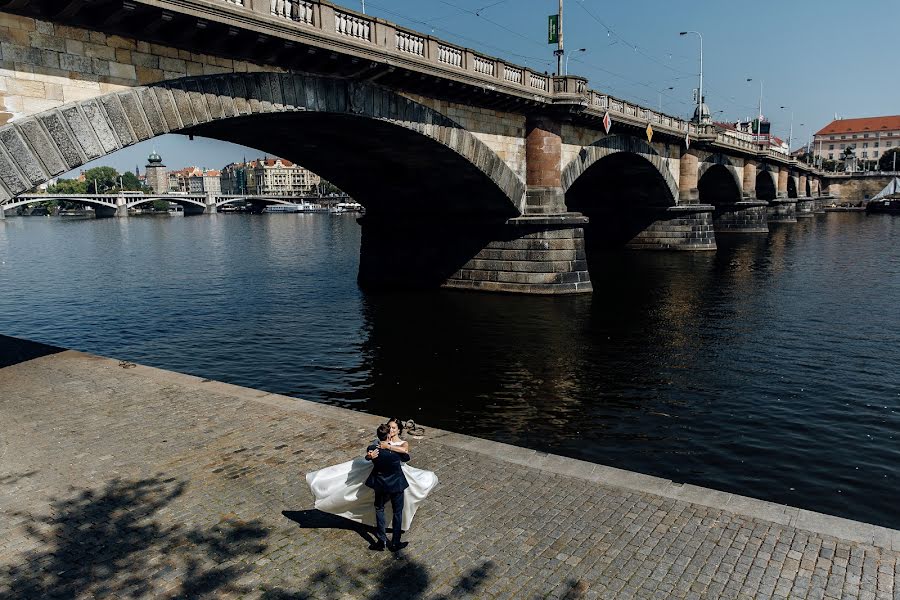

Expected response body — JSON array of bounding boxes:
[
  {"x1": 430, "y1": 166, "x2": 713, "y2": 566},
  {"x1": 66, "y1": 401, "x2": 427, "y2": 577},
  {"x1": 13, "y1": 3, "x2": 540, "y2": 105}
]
[{"x1": 0, "y1": 337, "x2": 897, "y2": 599}]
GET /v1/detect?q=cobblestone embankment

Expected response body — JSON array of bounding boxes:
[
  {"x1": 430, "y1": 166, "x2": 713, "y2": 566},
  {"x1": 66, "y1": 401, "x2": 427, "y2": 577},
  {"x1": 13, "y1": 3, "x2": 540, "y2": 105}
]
[{"x1": 1, "y1": 345, "x2": 898, "y2": 599}]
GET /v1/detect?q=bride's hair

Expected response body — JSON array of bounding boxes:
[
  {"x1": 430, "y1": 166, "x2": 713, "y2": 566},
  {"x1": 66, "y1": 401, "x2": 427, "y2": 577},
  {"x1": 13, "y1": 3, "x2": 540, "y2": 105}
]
[{"x1": 387, "y1": 417, "x2": 404, "y2": 436}]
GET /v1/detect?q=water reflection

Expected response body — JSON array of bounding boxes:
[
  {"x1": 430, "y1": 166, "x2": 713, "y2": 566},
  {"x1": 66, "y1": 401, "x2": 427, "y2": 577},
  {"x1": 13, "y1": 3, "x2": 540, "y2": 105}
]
[{"x1": 0, "y1": 213, "x2": 898, "y2": 527}]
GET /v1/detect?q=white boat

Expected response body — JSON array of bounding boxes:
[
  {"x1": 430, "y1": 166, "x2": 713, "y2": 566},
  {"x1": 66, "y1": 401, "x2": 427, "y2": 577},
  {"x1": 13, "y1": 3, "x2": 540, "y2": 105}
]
[
  {"x1": 264, "y1": 202, "x2": 325, "y2": 213},
  {"x1": 329, "y1": 201, "x2": 364, "y2": 214}
]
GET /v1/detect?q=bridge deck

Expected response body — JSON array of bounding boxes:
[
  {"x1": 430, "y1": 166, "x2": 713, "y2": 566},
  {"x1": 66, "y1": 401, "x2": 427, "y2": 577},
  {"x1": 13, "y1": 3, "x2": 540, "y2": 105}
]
[{"x1": 0, "y1": 340, "x2": 897, "y2": 599}]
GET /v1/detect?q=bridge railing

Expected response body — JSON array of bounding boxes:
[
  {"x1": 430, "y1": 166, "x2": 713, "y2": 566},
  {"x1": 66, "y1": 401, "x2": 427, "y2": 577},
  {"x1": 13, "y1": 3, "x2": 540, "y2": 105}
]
[{"x1": 211, "y1": 0, "x2": 703, "y2": 138}]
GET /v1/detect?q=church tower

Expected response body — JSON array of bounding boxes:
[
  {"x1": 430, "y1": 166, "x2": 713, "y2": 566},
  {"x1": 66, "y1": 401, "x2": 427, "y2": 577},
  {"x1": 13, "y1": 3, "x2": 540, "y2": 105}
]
[{"x1": 145, "y1": 150, "x2": 167, "y2": 194}]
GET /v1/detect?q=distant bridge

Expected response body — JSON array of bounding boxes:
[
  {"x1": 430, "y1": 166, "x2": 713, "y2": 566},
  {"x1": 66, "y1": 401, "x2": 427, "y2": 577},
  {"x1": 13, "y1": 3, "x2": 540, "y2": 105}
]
[{"x1": 2, "y1": 193, "x2": 349, "y2": 216}]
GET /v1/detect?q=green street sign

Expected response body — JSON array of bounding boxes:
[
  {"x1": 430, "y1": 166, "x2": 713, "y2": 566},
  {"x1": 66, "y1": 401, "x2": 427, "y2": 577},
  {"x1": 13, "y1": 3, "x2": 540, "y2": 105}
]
[{"x1": 548, "y1": 14, "x2": 559, "y2": 44}]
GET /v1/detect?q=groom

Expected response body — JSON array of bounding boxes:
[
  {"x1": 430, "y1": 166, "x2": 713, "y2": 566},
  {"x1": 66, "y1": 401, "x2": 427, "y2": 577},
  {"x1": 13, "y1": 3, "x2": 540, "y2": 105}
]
[{"x1": 364, "y1": 423, "x2": 410, "y2": 552}]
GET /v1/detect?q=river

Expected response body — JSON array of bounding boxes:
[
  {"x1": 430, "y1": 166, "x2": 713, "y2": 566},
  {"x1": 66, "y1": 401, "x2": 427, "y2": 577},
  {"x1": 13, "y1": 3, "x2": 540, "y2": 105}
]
[{"x1": 1, "y1": 212, "x2": 898, "y2": 527}]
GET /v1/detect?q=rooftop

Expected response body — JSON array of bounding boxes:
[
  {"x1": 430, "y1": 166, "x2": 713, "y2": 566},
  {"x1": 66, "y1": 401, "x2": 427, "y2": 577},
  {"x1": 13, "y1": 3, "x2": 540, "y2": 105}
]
[{"x1": 815, "y1": 115, "x2": 900, "y2": 136}]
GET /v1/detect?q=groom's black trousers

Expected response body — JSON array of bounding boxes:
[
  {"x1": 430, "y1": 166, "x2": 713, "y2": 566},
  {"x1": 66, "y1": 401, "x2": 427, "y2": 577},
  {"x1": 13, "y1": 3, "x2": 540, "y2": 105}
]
[{"x1": 374, "y1": 490, "x2": 404, "y2": 544}]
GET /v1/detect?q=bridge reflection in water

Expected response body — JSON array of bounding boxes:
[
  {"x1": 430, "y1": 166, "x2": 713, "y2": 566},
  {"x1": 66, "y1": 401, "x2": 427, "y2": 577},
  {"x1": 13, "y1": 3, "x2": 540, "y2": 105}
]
[{"x1": 0, "y1": 212, "x2": 898, "y2": 527}]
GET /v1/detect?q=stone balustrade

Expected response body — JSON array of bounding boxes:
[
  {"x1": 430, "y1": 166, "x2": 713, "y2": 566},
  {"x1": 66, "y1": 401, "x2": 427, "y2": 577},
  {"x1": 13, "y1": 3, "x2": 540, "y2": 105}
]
[{"x1": 189, "y1": 1, "x2": 813, "y2": 167}]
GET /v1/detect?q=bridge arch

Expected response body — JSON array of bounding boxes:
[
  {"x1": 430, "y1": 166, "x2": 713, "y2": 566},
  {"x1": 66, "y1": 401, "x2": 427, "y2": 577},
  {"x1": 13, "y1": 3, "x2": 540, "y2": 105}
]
[
  {"x1": 697, "y1": 154, "x2": 742, "y2": 207},
  {"x1": 563, "y1": 135, "x2": 678, "y2": 251},
  {"x1": 756, "y1": 168, "x2": 777, "y2": 201},
  {"x1": 1, "y1": 195, "x2": 117, "y2": 212},
  {"x1": 127, "y1": 196, "x2": 206, "y2": 210},
  {"x1": 698, "y1": 154, "x2": 742, "y2": 195},
  {"x1": 0, "y1": 73, "x2": 524, "y2": 218},
  {"x1": 787, "y1": 175, "x2": 799, "y2": 198},
  {"x1": 561, "y1": 134, "x2": 679, "y2": 202}
]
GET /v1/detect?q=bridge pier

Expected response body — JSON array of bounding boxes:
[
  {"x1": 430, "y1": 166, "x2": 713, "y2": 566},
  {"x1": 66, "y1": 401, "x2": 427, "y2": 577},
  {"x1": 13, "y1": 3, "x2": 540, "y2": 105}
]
[
  {"x1": 795, "y1": 197, "x2": 816, "y2": 218},
  {"x1": 624, "y1": 205, "x2": 717, "y2": 250},
  {"x1": 713, "y1": 200, "x2": 769, "y2": 234},
  {"x1": 767, "y1": 199, "x2": 797, "y2": 223},
  {"x1": 813, "y1": 197, "x2": 827, "y2": 214},
  {"x1": 357, "y1": 214, "x2": 592, "y2": 294}
]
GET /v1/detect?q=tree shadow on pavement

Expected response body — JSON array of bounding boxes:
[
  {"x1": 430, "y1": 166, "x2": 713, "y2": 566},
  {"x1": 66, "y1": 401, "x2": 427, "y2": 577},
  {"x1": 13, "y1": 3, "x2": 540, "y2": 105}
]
[
  {"x1": 0, "y1": 476, "x2": 266, "y2": 599},
  {"x1": 0, "y1": 476, "x2": 498, "y2": 599}
]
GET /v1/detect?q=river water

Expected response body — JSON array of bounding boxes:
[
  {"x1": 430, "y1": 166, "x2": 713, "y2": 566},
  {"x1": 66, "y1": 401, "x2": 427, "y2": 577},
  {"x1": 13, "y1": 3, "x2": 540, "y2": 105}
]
[{"x1": 1, "y1": 212, "x2": 898, "y2": 527}]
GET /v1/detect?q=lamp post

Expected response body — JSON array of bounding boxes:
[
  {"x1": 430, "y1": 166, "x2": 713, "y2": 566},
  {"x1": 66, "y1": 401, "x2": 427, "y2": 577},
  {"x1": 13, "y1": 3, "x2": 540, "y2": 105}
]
[
  {"x1": 658, "y1": 86, "x2": 674, "y2": 112},
  {"x1": 780, "y1": 106, "x2": 793, "y2": 155},
  {"x1": 565, "y1": 48, "x2": 586, "y2": 75},
  {"x1": 746, "y1": 78, "x2": 764, "y2": 138},
  {"x1": 679, "y1": 31, "x2": 703, "y2": 123}
]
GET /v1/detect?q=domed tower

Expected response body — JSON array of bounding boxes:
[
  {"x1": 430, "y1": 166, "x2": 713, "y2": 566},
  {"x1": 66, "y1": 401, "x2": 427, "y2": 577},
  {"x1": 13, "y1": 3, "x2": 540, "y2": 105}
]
[{"x1": 145, "y1": 149, "x2": 168, "y2": 194}]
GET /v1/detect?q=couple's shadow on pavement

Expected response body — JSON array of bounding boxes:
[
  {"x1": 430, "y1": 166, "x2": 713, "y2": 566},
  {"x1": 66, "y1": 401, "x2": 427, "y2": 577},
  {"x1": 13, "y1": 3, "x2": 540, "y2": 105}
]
[{"x1": 283, "y1": 509, "x2": 396, "y2": 547}]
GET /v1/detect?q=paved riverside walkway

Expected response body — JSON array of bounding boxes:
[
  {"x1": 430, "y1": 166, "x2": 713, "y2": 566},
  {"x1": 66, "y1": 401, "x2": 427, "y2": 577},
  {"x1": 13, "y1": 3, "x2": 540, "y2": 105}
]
[{"x1": 1, "y1": 344, "x2": 899, "y2": 599}]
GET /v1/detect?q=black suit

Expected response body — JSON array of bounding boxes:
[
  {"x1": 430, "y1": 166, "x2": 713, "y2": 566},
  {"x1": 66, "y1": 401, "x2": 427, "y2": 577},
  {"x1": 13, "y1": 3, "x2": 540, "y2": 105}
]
[{"x1": 365, "y1": 442, "x2": 409, "y2": 546}]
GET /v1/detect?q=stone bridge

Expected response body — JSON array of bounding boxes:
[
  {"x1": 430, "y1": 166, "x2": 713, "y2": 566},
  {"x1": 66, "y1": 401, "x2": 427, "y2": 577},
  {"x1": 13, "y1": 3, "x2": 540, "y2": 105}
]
[{"x1": 0, "y1": 0, "x2": 830, "y2": 294}]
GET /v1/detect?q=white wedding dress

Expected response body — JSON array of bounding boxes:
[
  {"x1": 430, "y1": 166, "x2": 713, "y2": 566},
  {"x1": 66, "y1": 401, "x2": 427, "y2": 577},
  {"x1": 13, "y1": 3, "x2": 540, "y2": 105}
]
[{"x1": 305, "y1": 441, "x2": 438, "y2": 531}]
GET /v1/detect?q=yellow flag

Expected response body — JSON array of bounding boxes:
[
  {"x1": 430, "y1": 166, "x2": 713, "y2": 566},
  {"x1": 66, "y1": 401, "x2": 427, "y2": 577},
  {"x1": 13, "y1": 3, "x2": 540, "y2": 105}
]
[{"x1": 646, "y1": 123, "x2": 654, "y2": 143}]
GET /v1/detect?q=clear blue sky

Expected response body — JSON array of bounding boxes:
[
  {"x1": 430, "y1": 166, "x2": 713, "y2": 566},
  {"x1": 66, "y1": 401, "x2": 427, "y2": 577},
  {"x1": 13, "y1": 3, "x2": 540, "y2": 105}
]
[{"x1": 71, "y1": 0, "x2": 900, "y2": 177}]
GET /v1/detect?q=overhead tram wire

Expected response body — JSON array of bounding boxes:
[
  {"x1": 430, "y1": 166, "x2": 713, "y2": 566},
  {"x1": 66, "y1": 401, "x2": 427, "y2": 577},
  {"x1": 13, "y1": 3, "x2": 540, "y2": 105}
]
[
  {"x1": 366, "y1": 1, "x2": 695, "y2": 115},
  {"x1": 572, "y1": 0, "x2": 695, "y2": 78}
]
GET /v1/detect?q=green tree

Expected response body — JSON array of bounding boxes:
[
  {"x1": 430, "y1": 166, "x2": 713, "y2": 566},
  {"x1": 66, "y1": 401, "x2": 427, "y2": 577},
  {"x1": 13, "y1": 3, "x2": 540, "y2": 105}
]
[
  {"x1": 879, "y1": 148, "x2": 899, "y2": 172},
  {"x1": 120, "y1": 171, "x2": 145, "y2": 191},
  {"x1": 82, "y1": 166, "x2": 119, "y2": 193},
  {"x1": 151, "y1": 199, "x2": 171, "y2": 211},
  {"x1": 47, "y1": 178, "x2": 88, "y2": 194}
]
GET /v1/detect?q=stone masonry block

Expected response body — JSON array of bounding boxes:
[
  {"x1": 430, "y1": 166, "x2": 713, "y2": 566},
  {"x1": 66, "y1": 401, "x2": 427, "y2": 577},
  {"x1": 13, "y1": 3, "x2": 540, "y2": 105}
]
[
  {"x1": 158, "y1": 56, "x2": 186, "y2": 73},
  {"x1": 184, "y1": 81, "x2": 210, "y2": 123},
  {"x1": 63, "y1": 39, "x2": 83, "y2": 55},
  {"x1": 167, "y1": 86, "x2": 196, "y2": 127},
  {"x1": 0, "y1": 27, "x2": 31, "y2": 46},
  {"x1": 135, "y1": 66, "x2": 163, "y2": 85},
  {"x1": 266, "y1": 74, "x2": 284, "y2": 110},
  {"x1": 0, "y1": 126, "x2": 47, "y2": 184},
  {"x1": 0, "y1": 144, "x2": 29, "y2": 194},
  {"x1": 15, "y1": 118, "x2": 66, "y2": 176},
  {"x1": 130, "y1": 52, "x2": 159, "y2": 69},
  {"x1": 6, "y1": 78, "x2": 44, "y2": 98},
  {"x1": 106, "y1": 35, "x2": 137, "y2": 51},
  {"x1": 0, "y1": 14, "x2": 36, "y2": 32},
  {"x1": 99, "y1": 94, "x2": 135, "y2": 146},
  {"x1": 28, "y1": 33, "x2": 66, "y2": 53},
  {"x1": 1, "y1": 42, "x2": 42, "y2": 64},
  {"x1": 91, "y1": 58, "x2": 110, "y2": 77},
  {"x1": 80, "y1": 100, "x2": 120, "y2": 154},
  {"x1": 279, "y1": 73, "x2": 296, "y2": 109},
  {"x1": 37, "y1": 111, "x2": 84, "y2": 168},
  {"x1": 56, "y1": 24, "x2": 89, "y2": 42},
  {"x1": 200, "y1": 78, "x2": 224, "y2": 120},
  {"x1": 118, "y1": 91, "x2": 152, "y2": 141},
  {"x1": 214, "y1": 78, "x2": 237, "y2": 118},
  {"x1": 34, "y1": 20, "x2": 54, "y2": 35},
  {"x1": 108, "y1": 62, "x2": 136, "y2": 80},
  {"x1": 59, "y1": 52, "x2": 92, "y2": 73},
  {"x1": 133, "y1": 88, "x2": 165, "y2": 136},
  {"x1": 186, "y1": 61, "x2": 203, "y2": 77},
  {"x1": 60, "y1": 105, "x2": 103, "y2": 158},
  {"x1": 151, "y1": 87, "x2": 182, "y2": 131}
]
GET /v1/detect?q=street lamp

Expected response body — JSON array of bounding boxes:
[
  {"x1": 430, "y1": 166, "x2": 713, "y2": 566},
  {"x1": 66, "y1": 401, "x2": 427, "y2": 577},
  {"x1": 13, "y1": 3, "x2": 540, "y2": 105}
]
[
  {"x1": 565, "y1": 47, "x2": 586, "y2": 76},
  {"x1": 679, "y1": 31, "x2": 703, "y2": 123},
  {"x1": 746, "y1": 78, "x2": 763, "y2": 136},
  {"x1": 780, "y1": 106, "x2": 793, "y2": 155},
  {"x1": 658, "y1": 86, "x2": 674, "y2": 112}
]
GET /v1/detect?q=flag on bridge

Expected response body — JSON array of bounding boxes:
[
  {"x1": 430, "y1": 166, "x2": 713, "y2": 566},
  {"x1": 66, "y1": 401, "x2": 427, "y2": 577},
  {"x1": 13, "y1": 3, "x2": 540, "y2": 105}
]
[
  {"x1": 685, "y1": 132, "x2": 690, "y2": 149},
  {"x1": 603, "y1": 112, "x2": 612, "y2": 134},
  {"x1": 646, "y1": 123, "x2": 653, "y2": 143}
]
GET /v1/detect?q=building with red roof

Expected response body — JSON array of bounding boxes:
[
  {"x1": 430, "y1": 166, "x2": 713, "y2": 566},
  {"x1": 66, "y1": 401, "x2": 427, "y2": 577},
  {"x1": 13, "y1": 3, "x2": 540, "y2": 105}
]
[{"x1": 812, "y1": 115, "x2": 900, "y2": 163}]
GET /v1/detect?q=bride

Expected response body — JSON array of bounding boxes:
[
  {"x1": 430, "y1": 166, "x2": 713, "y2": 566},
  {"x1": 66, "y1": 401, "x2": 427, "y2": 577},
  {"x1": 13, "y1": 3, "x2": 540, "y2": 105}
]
[{"x1": 305, "y1": 418, "x2": 438, "y2": 531}]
